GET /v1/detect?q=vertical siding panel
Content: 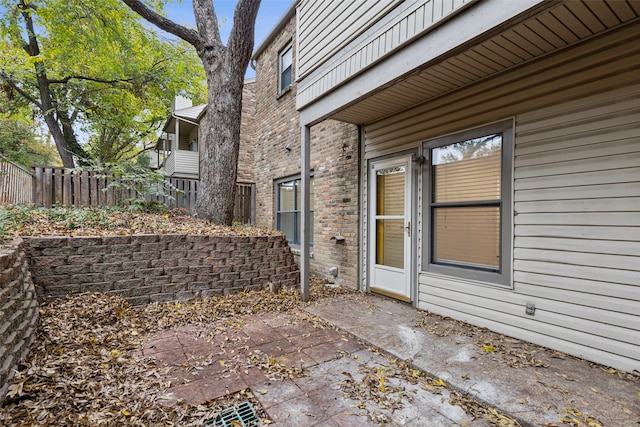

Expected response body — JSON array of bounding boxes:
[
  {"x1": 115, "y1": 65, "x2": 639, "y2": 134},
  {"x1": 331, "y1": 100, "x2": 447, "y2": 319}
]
[
  {"x1": 297, "y1": 0, "x2": 403, "y2": 78},
  {"x1": 433, "y1": 0, "x2": 444, "y2": 19}
]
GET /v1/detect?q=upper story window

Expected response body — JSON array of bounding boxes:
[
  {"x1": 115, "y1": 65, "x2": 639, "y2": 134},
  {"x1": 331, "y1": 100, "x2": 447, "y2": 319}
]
[
  {"x1": 424, "y1": 121, "x2": 513, "y2": 286},
  {"x1": 279, "y1": 42, "x2": 293, "y2": 93},
  {"x1": 276, "y1": 176, "x2": 314, "y2": 246}
]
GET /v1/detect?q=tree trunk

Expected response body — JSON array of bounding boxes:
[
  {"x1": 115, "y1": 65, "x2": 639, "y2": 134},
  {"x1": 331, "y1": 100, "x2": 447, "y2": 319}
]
[
  {"x1": 195, "y1": 66, "x2": 244, "y2": 224},
  {"x1": 43, "y1": 112, "x2": 75, "y2": 168},
  {"x1": 20, "y1": 3, "x2": 79, "y2": 168},
  {"x1": 59, "y1": 108, "x2": 89, "y2": 165},
  {"x1": 121, "y1": 0, "x2": 260, "y2": 225}
]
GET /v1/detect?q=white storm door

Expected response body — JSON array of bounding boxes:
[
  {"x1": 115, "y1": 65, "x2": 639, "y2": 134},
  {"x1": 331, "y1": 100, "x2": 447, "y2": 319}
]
[{"x1": 369, "y1": 156, "x2": 412, "y2": 302}]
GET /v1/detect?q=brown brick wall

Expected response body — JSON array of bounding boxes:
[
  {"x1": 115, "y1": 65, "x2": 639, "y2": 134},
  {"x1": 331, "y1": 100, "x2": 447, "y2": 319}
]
[
  {"x1": 26, "y1": 234, "x2": 299, "y2": 306},
  {"x1": 0, "y1": 239, "x2": 39, "y2": 404},
  {"x1": 252, "y1": 15, "x2": 360, "y2": 287},
  {"x1": 238, "y1": 80, "x2": 256, "y2": 184}
]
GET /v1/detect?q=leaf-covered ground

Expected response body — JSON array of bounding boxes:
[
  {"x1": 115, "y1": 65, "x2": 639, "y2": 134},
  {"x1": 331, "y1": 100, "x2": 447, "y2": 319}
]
[
  {"x1": 0, "y1": 206, "x2": 282, "y2": 241},
  {"x1": 0, "y1": 279, "x2": 356, "y2": 426}
]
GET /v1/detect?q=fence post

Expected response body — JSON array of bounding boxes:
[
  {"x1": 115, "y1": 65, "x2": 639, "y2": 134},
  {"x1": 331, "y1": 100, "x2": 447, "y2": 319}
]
[
  {"x1": 34, "y1": 167, "x2": 43, "y2": 206},
  {"x1": 63, "y1": 169, "x2": 72, "y2": 206}
]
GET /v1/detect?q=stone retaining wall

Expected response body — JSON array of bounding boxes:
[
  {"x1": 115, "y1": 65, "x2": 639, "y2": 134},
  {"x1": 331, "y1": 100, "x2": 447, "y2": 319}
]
[
  {"x1": 26, "y1": 234, "x2": 300, "y2": 306},
  {"x1": 0, "y1": 233, "x2": 298, "y2": 402},
  {"x1": 0, "y1": 239, "x2": 39, "y2": 403}
]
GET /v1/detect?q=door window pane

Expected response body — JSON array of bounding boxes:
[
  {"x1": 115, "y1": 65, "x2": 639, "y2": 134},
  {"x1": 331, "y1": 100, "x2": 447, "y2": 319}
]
[
  {"x1": 376, "y1": 167, "x2": 405, "y2": 215},
  {"x1": 376, "y1": 219, "x2": 404, "y2": 269}
]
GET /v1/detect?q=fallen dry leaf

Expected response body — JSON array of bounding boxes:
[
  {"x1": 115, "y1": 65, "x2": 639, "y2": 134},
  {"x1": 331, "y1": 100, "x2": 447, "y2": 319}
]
[{"x1": 0, "y1": 277, "x2": 355, "y2": 426}]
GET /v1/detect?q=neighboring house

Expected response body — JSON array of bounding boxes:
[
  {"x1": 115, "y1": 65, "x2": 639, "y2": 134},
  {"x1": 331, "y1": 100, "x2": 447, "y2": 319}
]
[
  {"x1": 251, "y1": 6, "x2": 361, "y2": 287},
  {"x1": 152, "y1": 97, "x2": 204, "y2": 179},
  {"x1": 293, "y1": 0, "x2": 640, "y2": 373},
  {"x1": 152, "y1": 83, "x2": 257, "y2": 223},
  {"x1": 153, "y1": 82, "x2": 256, "y2": 185}
]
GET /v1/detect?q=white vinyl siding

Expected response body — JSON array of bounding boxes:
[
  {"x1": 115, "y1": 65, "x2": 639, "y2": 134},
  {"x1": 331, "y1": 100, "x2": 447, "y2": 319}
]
[
  {"x1": 296, "y1": 0, "x2": 474, "y2": 108},
  {"x1": 174, "y1": 151, "x2": 199, "y2": 178},
  {"x1": 161, "y1": 150, "x2": 199, "y2": 179},
  {"x1": 362, "y1": 22, "x2": 639, "y2": 159},
  {"x1": 424, "y1": 84, "x2": 640, "y2": 373},
  {"x1": 362, "y1": 25, "x2": 640, "y2": 372},
  {"x1": 296, "y1": 0, "x2": 402, "y2": 78}
]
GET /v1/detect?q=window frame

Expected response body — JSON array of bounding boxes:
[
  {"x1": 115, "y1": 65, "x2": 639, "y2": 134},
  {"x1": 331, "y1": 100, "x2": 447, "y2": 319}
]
[
  {"x1": 422, "y1": 120, "x2": 513, "y2": 287},
  {"x1": 275, "y1": 174, "x2": 314, "y2": 247},
  {"x1": 278, "y1": 41, "x2": 293, "y2": 95}
]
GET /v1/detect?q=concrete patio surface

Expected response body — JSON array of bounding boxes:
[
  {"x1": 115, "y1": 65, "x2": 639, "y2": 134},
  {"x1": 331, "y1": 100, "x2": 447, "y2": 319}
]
[
  {"x1": 141, "y1": 309, "x2": 486, "y2": 426},
  {"x1": 306, "y1": 295, "x2": 640, "y2": 427},
  {"x1": 140, "y1": 293, "x2": 639, "y2": 426}
]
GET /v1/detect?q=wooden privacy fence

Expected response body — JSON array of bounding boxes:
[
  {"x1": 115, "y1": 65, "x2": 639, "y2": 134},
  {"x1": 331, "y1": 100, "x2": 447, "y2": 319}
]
[
  {"x1": 234, "y1": 183, "x2": 255, "y2": 225},
  {"x1": 32, "y1": 167, "x2": 137, "y2": 208},
  {"x1": 31, "y1": 166, "x2": 255, "y2": 224},
  {"x1": 0, "y1": 157, "x2": 33, "y2": 205}
]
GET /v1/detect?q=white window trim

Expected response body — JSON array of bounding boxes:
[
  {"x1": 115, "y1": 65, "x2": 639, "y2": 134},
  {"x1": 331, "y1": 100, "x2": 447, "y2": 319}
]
[{"x1": 278, "y1": 41, "x2": 293, "y2": 95}]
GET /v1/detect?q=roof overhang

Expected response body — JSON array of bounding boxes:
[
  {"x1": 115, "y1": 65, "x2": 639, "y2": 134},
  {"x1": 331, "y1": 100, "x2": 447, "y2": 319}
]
[
  {"x1": 252, "y1": 1, "x2": 298, "y2": 62},
  {"x1": 298, "y1": 0, "x2": 640, "y2": 126}
]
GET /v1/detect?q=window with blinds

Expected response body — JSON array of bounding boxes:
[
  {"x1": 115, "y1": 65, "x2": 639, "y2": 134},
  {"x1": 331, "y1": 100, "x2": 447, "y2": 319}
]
[
  {"x1": 276, "y1": 176, "x2": 314, "y2": 246},
  {"x1": 431, "y1": 133, "x2": 502, "y2": 271},
  {"x1": 279, "y1": 43, "x2": 293, "y2": 93},
  {"x1": 375, "y1": 167, "x2": 405, "y2": 269}
]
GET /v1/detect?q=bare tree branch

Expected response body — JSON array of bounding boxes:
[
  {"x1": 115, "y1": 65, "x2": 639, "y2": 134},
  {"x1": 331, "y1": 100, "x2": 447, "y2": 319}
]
[
  {"x1": 226, "y1": 0, "x2": 260, "y2": 78},
  {"x1": 48, "y1": 75, "x2": 135, "y2": 85},
  {"x1": 121, "y1": 0, "x2": 202, "y2": 48},
  {"x1": 0, "y1": 71, "x2": 42, "y2": 108},
  {"x1": 192, "y1": 0, "x2": 221, "y2": 47}
]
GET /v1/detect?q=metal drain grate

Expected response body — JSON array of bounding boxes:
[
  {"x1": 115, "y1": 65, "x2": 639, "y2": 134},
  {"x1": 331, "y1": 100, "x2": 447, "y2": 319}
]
[{"x1": 205, "y1": 401, "x2": 260, "y2": 427}]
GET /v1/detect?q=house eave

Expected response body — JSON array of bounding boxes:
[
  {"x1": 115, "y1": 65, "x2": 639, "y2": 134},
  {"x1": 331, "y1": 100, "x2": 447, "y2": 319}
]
[
  {"x1": 252, "y1": 0, "x2": 298, "y2": 61},
  {"x1": 297, "y1": 0, "x2": 640, "y2": 126}
]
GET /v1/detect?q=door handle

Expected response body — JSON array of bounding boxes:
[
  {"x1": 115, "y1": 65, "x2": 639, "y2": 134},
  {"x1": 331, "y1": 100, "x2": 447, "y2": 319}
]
[{"x1": 405, "y1": 221, "x2": 411, "y2": 237}]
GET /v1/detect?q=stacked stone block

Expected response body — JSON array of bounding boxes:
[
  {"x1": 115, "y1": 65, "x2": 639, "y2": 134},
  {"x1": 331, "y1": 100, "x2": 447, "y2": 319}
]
[
  {"x1": 26, "y1": 234, "x2": 299, "y2": 306},
  {"x1": 0, "y1": 239, "x2": 39, "y2": 404}
]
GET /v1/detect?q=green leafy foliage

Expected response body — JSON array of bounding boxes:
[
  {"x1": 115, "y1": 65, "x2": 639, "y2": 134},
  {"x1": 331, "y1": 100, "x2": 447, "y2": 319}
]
[
  {"x1": 0, "y1": 0, "x2": 206, "y2": 166},
  {"x1": 0, "y1": 116, "x2": 60, "y2": 167},
  {"x1": 73, "y1": 161, "x2": 178, "y2": 213},
  {"x1": 0, "y1": 204, "x2": 31, "y2": 242}
]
